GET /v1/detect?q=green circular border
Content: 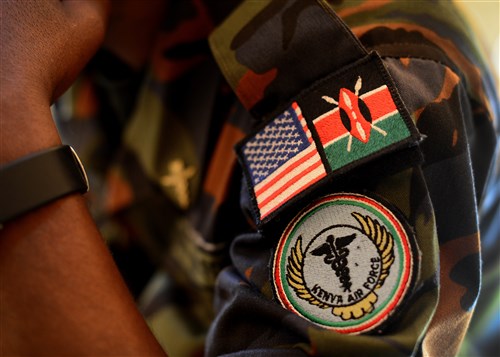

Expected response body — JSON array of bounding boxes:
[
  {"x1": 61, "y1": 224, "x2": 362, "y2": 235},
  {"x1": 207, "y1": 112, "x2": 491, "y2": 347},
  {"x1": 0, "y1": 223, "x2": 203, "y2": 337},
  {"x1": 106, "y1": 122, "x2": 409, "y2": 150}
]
[{"x1": 277, "y1": 196, "x2": 408, "y2": 329}]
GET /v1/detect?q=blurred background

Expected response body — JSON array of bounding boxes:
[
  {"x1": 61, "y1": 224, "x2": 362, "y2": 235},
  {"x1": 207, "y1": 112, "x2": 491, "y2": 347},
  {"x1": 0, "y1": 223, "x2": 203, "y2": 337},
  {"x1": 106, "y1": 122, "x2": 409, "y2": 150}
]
[
  {"x1": 456, "y1": 0, "x2": 499, "y2": 86},
  {"x1": 454, "y1": 3, "x2": 499, "y2": 357}
]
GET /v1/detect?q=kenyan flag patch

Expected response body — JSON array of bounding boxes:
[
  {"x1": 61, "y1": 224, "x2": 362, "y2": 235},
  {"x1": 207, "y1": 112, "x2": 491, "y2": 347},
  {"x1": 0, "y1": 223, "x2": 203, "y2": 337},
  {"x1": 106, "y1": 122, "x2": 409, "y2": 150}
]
[
  {"x1": 236, "y1": 52, "x2": 421, "y2": 226},
  {"x1": 297, "y1": 52, "x2": 420, "y2": 174}
]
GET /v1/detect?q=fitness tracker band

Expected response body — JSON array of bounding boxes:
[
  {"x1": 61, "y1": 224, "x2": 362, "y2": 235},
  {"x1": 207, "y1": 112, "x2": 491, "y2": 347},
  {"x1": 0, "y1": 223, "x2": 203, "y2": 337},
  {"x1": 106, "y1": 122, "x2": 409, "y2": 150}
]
[{"x1": 0, "y1": 145, "x2": 89, "y2": 226}]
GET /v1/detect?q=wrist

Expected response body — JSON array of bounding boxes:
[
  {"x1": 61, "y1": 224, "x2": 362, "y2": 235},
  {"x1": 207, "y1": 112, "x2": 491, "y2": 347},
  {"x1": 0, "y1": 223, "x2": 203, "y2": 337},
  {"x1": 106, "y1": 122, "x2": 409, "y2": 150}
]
[
  {"x1": 0, "y1": 145, "x2": 89, "y2": 226},
  {"x1": 0, "y1": 95, "x2": 61, "y2": 164}
]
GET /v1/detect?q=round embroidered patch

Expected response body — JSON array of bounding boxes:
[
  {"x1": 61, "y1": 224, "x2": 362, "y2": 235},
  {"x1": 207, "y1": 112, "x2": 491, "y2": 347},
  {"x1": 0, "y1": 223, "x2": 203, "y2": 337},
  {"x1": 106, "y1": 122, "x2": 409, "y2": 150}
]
[{"x1": 273, "y1": 193, "x2": 415, "y2": 334}]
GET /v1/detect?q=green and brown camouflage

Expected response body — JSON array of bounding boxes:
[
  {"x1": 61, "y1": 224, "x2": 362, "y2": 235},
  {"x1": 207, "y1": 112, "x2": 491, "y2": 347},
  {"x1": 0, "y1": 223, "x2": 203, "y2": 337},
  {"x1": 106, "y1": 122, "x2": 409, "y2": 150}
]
[{"x1": 54, "y1": 0, "x2": 498, "y2": 356}]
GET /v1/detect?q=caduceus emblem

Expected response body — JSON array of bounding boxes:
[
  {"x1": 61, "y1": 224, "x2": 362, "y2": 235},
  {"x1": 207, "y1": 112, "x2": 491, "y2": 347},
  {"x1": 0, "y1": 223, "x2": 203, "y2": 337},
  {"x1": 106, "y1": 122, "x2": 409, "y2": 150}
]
[
  {"x1": 310, "y1": 233, "x2": 356, "y2": 293},
  {"x1": 286, "y1": 212, "x2": 395, "y2": 321}
]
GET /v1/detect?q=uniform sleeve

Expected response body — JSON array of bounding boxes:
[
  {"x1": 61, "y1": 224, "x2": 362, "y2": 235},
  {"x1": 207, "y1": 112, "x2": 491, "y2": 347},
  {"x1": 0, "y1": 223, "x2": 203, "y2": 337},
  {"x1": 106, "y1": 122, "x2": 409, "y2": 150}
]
[{"x1": 206, "y1": 1, "x2": 498, "y2": 356}]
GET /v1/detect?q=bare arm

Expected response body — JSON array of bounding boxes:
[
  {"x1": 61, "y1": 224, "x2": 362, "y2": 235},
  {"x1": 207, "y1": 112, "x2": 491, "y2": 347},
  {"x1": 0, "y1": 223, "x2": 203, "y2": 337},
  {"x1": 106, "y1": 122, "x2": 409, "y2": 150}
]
[{"x1": 0, "y1": 1, "x2": 166, "y2": 355}]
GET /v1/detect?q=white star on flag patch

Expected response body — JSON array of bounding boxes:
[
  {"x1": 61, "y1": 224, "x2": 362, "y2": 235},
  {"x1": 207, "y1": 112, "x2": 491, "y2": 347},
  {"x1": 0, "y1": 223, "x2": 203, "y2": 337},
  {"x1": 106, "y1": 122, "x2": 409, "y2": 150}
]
[{"x1": 241, "y1": 103, "x2": 326, "y2": 220}]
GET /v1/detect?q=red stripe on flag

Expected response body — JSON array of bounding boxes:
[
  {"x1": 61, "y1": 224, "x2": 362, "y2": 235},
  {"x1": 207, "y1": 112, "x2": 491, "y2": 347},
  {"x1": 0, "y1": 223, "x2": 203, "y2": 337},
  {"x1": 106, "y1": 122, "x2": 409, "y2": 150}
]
[
  {"x1": 293, "y1": 102, "x2": 314, "y2": 144},
  {"x1": 314, "y1": 85, "x2": 396, "y2": 146},
  {"x1": 255, "y1": 147, "x2": 318, "y2": 197},
  {"x1": 314, "y1": 108, "x2": 343, "y2": 147},
  {"x1": 363, "y1": 86, "x2": 397, "y2": 119},
  {"x1": 259, "y1": 161, "x2": 325, "y2": 218},
  {"x1": 258, "y1": 159, "x2": 323, "y2": 210}
]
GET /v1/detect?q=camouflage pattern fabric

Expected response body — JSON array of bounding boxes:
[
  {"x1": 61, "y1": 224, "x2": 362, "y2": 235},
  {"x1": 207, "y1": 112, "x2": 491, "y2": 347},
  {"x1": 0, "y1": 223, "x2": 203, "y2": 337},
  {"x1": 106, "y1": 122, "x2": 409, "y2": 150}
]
[{"x1": 54, "y1": 0, "x2": 499, "y2": 356}]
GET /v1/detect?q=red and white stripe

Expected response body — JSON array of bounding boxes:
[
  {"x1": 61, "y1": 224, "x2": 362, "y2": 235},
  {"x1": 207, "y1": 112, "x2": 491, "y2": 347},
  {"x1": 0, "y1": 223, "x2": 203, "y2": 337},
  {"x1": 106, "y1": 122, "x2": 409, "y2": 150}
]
[
  {"x1": 293, "y1": 102, "x2": 314, "y2": 144},
  {"x1": 255, "y1": 103, "x2": 326, "y2": 219}
]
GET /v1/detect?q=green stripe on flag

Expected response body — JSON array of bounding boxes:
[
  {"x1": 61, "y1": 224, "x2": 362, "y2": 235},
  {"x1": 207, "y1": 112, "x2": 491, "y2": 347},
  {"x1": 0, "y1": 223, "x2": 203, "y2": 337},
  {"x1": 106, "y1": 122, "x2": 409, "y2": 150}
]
[{"x1": 324, "y1": 113, "x2": 411, "y2": 171}]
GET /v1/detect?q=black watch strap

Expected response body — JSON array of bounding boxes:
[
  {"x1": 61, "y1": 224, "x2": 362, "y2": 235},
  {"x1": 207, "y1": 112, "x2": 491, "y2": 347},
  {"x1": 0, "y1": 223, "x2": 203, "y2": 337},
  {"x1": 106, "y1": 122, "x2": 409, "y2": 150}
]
[{"x1": 0, "y1": 145, "x2": 89, "y2": 225}]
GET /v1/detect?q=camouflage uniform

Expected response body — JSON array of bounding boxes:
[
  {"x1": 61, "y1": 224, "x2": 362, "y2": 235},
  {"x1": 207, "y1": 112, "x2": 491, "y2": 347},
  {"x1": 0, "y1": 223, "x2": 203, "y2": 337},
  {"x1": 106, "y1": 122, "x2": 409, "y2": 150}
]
[{"x1": 55, "y1": 0, "x2": 498, "y2": 356}]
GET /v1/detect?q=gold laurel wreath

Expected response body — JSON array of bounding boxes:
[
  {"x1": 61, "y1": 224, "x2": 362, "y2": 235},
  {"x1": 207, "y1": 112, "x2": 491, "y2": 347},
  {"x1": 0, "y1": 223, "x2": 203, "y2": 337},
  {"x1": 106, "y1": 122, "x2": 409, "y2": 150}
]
[
  {"x1": 351, "y1": 212, "x2": 395, "y2": 289},
  {"x1": 285, "y1": 212, "x2": 395, "y2": 321},
  {"x1": 287, "y1": 237, "x2": 330, "y2": 310}
]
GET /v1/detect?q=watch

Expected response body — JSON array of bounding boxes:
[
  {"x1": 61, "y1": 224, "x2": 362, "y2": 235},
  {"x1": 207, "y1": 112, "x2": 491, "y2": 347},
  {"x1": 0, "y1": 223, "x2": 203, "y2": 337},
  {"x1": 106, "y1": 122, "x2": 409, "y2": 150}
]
[{"x1": 0, "y1": 145, "x2": 89, "y2": 226}]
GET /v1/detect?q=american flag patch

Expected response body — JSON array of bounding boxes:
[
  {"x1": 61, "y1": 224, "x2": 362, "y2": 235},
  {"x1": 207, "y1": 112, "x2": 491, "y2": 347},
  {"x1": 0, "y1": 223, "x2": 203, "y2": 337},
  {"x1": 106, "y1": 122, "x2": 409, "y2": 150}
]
[
  {"x1": 236, "y1": 53, "x2": 421, "y2": 227},
  {"x1": 240, "y1": 103, "x2": 326, "y2": 220}
]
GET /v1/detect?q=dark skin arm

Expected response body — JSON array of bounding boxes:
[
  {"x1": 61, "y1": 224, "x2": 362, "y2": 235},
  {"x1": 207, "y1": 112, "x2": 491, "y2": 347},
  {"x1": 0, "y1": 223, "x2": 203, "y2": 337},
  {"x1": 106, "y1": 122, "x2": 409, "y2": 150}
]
[{"x1": 0, "y1": 1, "x2": 167, "y2": 355}]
